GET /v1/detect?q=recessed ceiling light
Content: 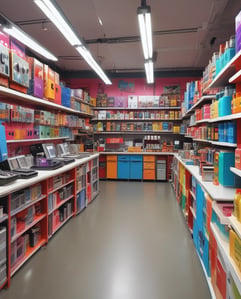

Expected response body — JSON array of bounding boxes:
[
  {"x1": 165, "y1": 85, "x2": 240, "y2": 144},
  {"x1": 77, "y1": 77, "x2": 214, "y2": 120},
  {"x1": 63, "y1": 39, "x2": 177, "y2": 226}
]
[{"x1": 98, "y1": 17, "x2": 103, "y2": 26}]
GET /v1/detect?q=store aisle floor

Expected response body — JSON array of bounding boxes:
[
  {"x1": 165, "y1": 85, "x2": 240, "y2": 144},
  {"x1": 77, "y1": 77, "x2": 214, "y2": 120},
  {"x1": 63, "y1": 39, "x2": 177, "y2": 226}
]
[{"x1": 0, "y1": 181, "x2": 211, "y2": 299}]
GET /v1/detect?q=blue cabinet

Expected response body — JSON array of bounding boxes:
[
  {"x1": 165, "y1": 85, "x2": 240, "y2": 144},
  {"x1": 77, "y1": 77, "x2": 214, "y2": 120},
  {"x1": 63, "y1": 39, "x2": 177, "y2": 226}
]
[
  {"x1": 129, "y1": 155, "x2": 143, "y2": 179},
  {"x1": 118, "y1": 155, "x2": 130, "y2": 179}
]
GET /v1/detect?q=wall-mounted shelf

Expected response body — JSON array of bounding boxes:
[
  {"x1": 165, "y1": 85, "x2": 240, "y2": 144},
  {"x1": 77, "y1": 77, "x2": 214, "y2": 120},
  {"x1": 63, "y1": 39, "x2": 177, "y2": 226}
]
[
  {"x1": 0, "y1": 86, "x2": 94, "y2": 118},
  {"x1": 93, "y1": 131, "x2": 178, "y2": 135},
  {"x1": 93, "y1": 107, "x2": 181, "y2": 110},
  {"x1": 182, "y1": 95, "x2": 215, "y2": 118},
  {"x1": 176, "y1": 155, "x2": 236, "y2": 201},
  {"x1": 229, "y1": 69, "x2": 241, "y2": 84},
  {"x1": 6, "y1": 137, "x2": 69, "y2": 144},
  {"x1": 207, "y1": 49, "x2": 241, "y2": 89},
  {"x1": 230, "y1": 167, "x2": 241, "y2": 178},
  {"x1": 91, "y1": 118, "x2": 182, "y2": 122},
  {"x1": 71, "y1": 96, "x2": 95, "y2": 107}
]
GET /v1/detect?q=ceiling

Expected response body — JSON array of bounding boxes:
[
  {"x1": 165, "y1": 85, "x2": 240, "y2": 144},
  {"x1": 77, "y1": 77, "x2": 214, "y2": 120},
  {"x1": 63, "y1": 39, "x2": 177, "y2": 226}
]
[{"x1": 1, "y1": 0, "x2": 241, "y2": 76}]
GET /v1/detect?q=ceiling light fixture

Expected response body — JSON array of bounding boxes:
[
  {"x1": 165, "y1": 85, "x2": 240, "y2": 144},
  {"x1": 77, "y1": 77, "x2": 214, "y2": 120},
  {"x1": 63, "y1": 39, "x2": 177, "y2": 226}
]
[
  {"x1": 98, "y1": 17, "x2": 103, "y2": 26},
  {"x1": 137, "y1": 0, "x2": 153, "y2": 60},
  {"x1": 34, "y1": 0, "x2": 81, "y2": 46},
  {"x1": 144, "y1": 59, "x2": 154, "y2": 84},
  {"x1": 137, "y1": 0, "x2": 154, "y2": 84},
  {"x1": 34, "y1": 0, "x2": 112, "y2": 84},
  {"x1": 3, "y1": 23, "x2": 58, "y2": 61},
  {"x1": 76, "y1": 46, "x2": 111, "y2": 85}
]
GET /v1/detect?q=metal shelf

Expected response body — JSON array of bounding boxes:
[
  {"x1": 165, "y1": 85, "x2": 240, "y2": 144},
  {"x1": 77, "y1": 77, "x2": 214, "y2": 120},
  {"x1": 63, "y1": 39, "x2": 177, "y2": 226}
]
[{"x1": 93, "y1": 106, "x2": 181, "y2": 110}]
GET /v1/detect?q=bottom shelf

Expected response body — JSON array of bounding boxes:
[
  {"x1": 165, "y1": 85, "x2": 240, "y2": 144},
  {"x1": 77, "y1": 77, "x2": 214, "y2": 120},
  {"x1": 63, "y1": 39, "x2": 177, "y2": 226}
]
[
  {"x1": 196, "y1": 251, "x2": 216, "y2": 299},
  {"x1": 49, "y1": 214, "x2": 73, "y2": 239},
  {"x1": 11, "y1": 238, "x2": 46, "y2": 277},
  {"x1": 76, "y1": 206, "x2": 86, "y2": 216}
]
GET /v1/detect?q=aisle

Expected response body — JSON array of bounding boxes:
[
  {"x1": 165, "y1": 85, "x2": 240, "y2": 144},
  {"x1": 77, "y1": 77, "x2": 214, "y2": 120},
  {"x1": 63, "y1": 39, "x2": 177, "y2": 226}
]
[{"x1": 0, "y1": 181, "x2": 211, "y2": 299}]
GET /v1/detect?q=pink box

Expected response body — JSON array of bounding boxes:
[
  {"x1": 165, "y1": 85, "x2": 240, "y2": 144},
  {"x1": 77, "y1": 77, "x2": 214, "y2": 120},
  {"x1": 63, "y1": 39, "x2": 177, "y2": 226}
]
[{"x1": 114, "y1": 96, "x2": 128, "y2": 107}]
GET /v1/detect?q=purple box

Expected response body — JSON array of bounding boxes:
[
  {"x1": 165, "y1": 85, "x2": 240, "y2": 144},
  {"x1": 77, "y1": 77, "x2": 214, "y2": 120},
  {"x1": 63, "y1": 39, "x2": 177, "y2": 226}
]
[
  {"x1": 236, "y1": 10, "x2": 241, "y2": 52},
  {"x1": 114, "y1": 96, "x2": 128, "y2": 107}
]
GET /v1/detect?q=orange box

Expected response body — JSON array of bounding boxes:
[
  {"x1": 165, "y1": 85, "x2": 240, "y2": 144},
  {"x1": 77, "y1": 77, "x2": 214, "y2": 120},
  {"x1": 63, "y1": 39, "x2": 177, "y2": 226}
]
[
  {"x1": 143, "y1": 169, "x2": 155, "y2": 180},
  {"x1": 143, "y1": 155, "x2": 155, "y2": 162},
  {"x1": 106, "y1": 162, "x2": 117, "y2": 179},
  {"x1": 144, "y1": 162, "x2": 155, "y2": 169},
  {"x1": 107, "y1": 155, "x2": 117, "y2": 162},
  {"x1": 44, "y1": 64, "x2": 55, "y2": 100}
]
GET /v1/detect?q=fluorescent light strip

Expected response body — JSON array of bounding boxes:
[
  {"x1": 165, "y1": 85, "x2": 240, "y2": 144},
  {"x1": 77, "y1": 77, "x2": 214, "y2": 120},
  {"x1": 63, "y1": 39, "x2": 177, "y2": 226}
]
[
  {"x1": 3, "y1": 25, "x2": 58, "y2": 61},
  {"x1": 138, "y1": 14, "x2": 149, "y2": 59},
  {"x1": 138, "y1": 10, "x2": 153, "y2": 59},
  {"x1": 145, "y1": 12, "x2": 153, "y2": 58},
  {"x1": 35, "y1": 0, "x2": 112, "y2": 85},
  {"x1": 34, "y1": 0, "x2": 81, "y2": 46},
  {"x1": 76, "y1": 46, "x2": 112, "y2": 85},
  {"x1": 144, "y1": 60, "x2": 154, "y2": 84}
]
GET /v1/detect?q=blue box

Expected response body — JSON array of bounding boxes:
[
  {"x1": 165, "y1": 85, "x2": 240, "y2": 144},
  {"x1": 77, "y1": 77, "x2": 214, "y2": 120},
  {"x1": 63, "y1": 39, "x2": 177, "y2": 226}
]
[
  {"x1": 227, "y1": 121, "x2": 237, "y2": 143},
  {"x1": 215, "y1": 57, "x2": 221, "y2": 76},
  {"x1": 224, "y1": 47, "x2": 235, "y2": 65},
  {"x1": 61, "y1": 86, "x2": 71, "y2": 108},
  {"x1": 218, "y1": 123, "x2": 225, "y2": 142},
  {"x1": 219, "y1": 152, "x2": 241, "y2": 186},
  {"x1": 0, "y1": 125, "x2": 8, "y2": 162},
  {"x1": 218, "y1": 95, "x2": 232, "y2": 116}
]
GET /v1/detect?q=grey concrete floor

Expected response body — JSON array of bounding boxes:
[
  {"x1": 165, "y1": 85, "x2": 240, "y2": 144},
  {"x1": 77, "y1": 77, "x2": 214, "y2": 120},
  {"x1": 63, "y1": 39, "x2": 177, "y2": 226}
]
[{"x1": 0, "y1": 181, "x2": 211, "y2": 299}]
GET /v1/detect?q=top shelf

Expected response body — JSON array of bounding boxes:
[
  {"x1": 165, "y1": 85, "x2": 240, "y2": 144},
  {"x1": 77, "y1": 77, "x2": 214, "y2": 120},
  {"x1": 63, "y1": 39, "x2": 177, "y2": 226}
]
[
  {"x1": 208, "y1": 49, "x2": 241, "y2": 89},
  {"x1": 93, "y1": 107, "x2": 181, "y2": 110},
  {"x1": 0, "y1": 86, "x2": 94, "y2": 118},
  {"x1": 182, "y1": 95, "x2": 216, "y2": 118},
  {"x1": 71, "y1": 96, "x2": 95, "y2": 107}
]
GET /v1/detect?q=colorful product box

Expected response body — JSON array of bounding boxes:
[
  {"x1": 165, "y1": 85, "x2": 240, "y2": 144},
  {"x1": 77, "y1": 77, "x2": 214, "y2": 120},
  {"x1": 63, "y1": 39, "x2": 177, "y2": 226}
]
[
  {"x1": 10, "y1": 52, "x2": 29, "y2": 88},
  {"x1": 44, "y1": 64, "x2": 55, "y2": 100},
  {"x1": 71, "y1": 89, "x2": 83, "y2": 99},
  {"x1": 0, "y1": 31, "x2": 10, "y2": 85},
  {"x1": 235, "y1": 10, "x2": 241, "y2": 53},
  {"x1": 128, "y1": 95, "x2": 138, "y2": 108},
  {"x1": 27, "y1": 57, "x2": 44, "y2": 98}
]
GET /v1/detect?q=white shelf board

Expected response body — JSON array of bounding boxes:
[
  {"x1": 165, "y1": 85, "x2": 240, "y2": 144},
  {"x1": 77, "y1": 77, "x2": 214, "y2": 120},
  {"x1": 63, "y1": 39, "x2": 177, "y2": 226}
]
[
  {"x1": 93, "y1": 106, "x2": 181, "y2": 110},
  {"x1": 92, "y1": 118, "x2": 182, "y2": 122},
  {"x1": 211, "y1": 222, "x2": 241, "y2": 295},
  {"x1": 211, "y1": 141, "x2": 237, "y2": 147},
  {"x1": 182, "y1": 95, "x2": 216, "y2": 117},
  {"x1": 193, "y1": 139, "x2": 211, "y2": 143},
  {"x1": 176, "y1": 156, "x2": 236, "y2": 201},
  {"x1": 0, "y1": 153, "x2": 99, "y2": 198},
  {"x1": 229, "y1": 215, "x2": 241, "y2": 240},
  {"x1": 93, "y1": 131, "x2": 175, "y2": 135},
  {"x1": 7, "y1": 137, "x2": 69, "y2": 143},
  {"x1": 196, "y1": 251, "x2": 216, "y2": 299},
  {"x1": 212, "y1": 202, "x2": 231, "y2": 225},
  {"x1": 229, "y1": 69, "x2": 241, "y2": 84},
  {"x1": 196, "y1": 119, "x2": 210, "y2": 124},
  {"x1": 208, "y1": 50, "x2": 241, "y2": 89},
  {"x1": 230, "y1": 167, "x2": 241, "y2": 178},
  {"x1": 189, "y1": 190, "x2": 196, "y2": 200},
  {"x1": 190, "y1": 206, "x2": 196, "y2": 218},
  {"x1": 0, "y1": 86, "x2": 94, "y2": 117}
]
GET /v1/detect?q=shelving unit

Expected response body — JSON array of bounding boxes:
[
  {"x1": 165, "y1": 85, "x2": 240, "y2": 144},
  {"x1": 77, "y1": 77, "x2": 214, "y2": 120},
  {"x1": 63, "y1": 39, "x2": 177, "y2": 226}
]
[
  {"x1": 48, "y1": 214, "x2": 74, "y2": 239},
  {"x1": 0, "y1": 86, "x2": 94, "y2": 118},
  {"x1": 11, "y1": 195, "x2": 46, "y2": 217},
  {"x1": 207, "y1": 49, "x2": 241, "y2": 89},
  {"x1": 93, "y1": 106, "x2": 181, "y2": 110},
  {"x1": 11, "y1": 214, "x2": 46, "y2": 243},
  {"x1": 93, "y1": 131, "x2": 177, "y2": 135},
  {"x1": 211, "y1": 223, "x2": 241, "y2": 295},
  {"x1": 183, "y1": 95, "x2": 215, "y2": 118},
  {"x1": 7, "y1": 137, "x2": 69, "y2": 143},
  {"x1": 11, "y1": 239, "x2": 46, "y2": 276},
  {"x1": 92, "y1": 118, "x2": 182, "y2": 121}
]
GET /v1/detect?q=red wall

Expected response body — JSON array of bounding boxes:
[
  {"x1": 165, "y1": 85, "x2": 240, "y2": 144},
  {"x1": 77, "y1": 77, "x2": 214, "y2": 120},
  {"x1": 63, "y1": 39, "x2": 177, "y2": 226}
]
[{"x1": 65, "y1": 77, "x2": 199, "y2": 99}]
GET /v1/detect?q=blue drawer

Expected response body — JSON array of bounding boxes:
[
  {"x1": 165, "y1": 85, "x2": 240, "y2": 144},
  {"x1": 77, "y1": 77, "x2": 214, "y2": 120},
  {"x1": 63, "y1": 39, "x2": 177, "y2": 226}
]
[
  {"x1": 118, "y1": 161, "x2": 130, "y2": 179},
  {"x1": 130, "y1": 161, "x2": 142, "y2": 179},
  {"x1": 118, "y1": 155, "x2": 130, "y2": 162},
  {"x1": 129, "y1": 155, "x2": 143, "y2": 162}
]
